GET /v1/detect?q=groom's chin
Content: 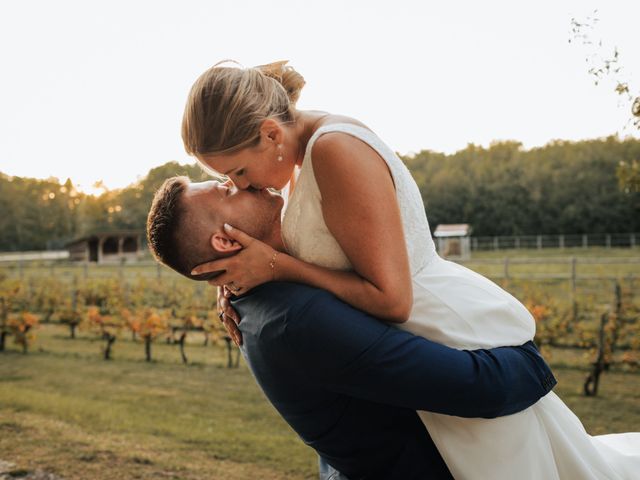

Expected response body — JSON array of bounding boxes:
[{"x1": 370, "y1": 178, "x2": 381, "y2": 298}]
[
  {"x1": 275, "y1": 194, "x2": 284, "y2": 211},
  {"x1": 274, "y1": 197, "x2": 284, "y2": 220},
  {"x1": 265, "y1": 191, "x2": 284, "y2": 217}
]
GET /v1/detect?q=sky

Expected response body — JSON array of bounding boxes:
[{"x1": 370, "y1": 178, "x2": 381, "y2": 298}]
[{"x1": 1, "y1": 0, "x2": 639, "y2": 192}]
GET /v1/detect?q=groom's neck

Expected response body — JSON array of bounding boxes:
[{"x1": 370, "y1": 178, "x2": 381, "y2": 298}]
[{"x1": 263, "y1": 221, "x2": 286, "y2": 253}]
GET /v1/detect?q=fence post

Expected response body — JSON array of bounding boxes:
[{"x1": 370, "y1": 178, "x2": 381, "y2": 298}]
[
  {"x1": 503, "y1": 257, "x2": 510, "y2": 280},
  {"x1": 570, "y1": 257, "x2": 577, "y2": 320},
  {"x1": 582, "y1": 234, "x2": 588, "y2": 249},
  {"x1": 493, "y1": 237, "x2": 499, "y2": 251},
  {"x1": 536, "y1": 235, "x2": 542, "y2": 250},
  {"x1": 631, "y1": 233, "x2": 636, "y2": 249},
  {"x1": 559, "y1": 235, "x2": 564, "y2": 250},
  {"x1": 472, "y1": 237, "x2": 478, "y2": 251},
  {"x1": 156, "y1": 262, "x2": 162, "y2": 280},
  {"x1": 72, "y1": 277, "x2": 78, "y2": 309},
  {"x1": 84, "y1": 262, "x2": 89, "y2": 279},
  {"x1": 515, "y1": 236, "x2": 520, "y2": 250},
  {"x1": 606, "y1": 234, "x2": 611, "y2": 249}
]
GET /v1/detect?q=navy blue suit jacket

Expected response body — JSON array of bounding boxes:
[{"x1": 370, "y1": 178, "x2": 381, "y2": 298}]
[{"x1": 233, "y1": 282, "x2": 556, "y2": 480}]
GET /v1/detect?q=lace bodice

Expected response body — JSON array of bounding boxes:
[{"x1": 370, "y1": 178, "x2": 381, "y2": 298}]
[{"x1": 281, "y1": 123, "x2": 436, "y2": 275}]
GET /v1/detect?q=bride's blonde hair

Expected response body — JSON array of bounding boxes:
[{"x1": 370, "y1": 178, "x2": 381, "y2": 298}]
[{"x1": 181, "y1": 60, "x2": 306, "y2": 157}]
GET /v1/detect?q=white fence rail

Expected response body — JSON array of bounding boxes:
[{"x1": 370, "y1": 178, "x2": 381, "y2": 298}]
[
  {"x1": 0, "y1": 250, "x2": 69, "y2": 262},
  {"x1": 470, "y1": 233, "x2": 638, "y2": 251}
]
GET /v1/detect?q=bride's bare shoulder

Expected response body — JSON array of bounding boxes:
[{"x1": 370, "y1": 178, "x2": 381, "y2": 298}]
[
  {"x1": 311, "y1": 115, "x2": 383, "y2": 174},
  {"x1": 309, "y1": 112, "x2": 380, "y2": 163},
  {"x1": 316, "y1": 114, "x2": 371, "y2": 132}
]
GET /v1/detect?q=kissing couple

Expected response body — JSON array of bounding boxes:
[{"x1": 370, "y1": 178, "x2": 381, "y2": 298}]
[{"x1": 146, "y1": 60, "x2": 639, "y2": 479}]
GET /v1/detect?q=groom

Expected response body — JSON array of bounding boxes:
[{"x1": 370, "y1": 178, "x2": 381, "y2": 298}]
[{"x1": 147, "y1": 178, "x2": 557, "y2": 479}]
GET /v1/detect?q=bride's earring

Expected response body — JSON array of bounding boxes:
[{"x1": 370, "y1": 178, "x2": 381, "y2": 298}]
[{"x1": 277, "y1": 144, "x2": 283, "y2": 162}]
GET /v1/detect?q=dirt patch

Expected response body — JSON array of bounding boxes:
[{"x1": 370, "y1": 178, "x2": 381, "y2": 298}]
[{"x1": 0, "y1": 460, "x2": 64, "y2": 480}]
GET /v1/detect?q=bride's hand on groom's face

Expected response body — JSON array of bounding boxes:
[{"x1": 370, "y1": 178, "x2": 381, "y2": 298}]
[{"x1": 192, "y1": 224, "x2": 277, "y2": 294}]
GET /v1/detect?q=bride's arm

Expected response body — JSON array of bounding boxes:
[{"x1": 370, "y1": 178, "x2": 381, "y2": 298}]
[
  {"x1": 201, "y1": 132, "x2": 413, "y2": 323},
  {"x1": 275, "y1": 132, "x2": 413, "y2": 322}
]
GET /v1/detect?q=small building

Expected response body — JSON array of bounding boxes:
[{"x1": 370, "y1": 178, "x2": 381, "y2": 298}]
[
  {"x1": 67, "y1": 230, "x2": 145, "y2": 263},
  {"x1": 434, "y1": 224, "x2": 472, "y2": 260}
]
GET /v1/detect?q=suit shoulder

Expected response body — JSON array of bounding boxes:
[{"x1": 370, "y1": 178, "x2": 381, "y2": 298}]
[{"x1": 235, "y1": 282, "x2": 334, "y2": 321}]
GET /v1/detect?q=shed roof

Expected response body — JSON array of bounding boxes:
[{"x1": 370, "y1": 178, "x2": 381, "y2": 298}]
[
  {"x1": 66, "y1": 230, "x2": 144, "y2": 247},
  {"x1": 433, "y1": 224, "x2": 471, "y2": 237}
]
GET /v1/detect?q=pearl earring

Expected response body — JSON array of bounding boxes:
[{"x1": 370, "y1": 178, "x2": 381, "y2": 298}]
[{"x1": 277, "y1": 144, "x2": 283, "y2": 162}]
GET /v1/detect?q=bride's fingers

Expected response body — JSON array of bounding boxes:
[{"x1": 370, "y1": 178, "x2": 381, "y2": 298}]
[
  {"x1": 205, "y1": 271, "x2": 234, "y2": 287},
  {"x1": 223, "y1": 223, "x2": 256, "y2": 247},
  {"x1": 191, "y1": 258, "x2": 230, "y2": 276}
]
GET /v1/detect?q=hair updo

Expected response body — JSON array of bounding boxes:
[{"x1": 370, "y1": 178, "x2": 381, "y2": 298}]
[{"x1": 181, "y1": 60, "x2": 306, "y2": 157}]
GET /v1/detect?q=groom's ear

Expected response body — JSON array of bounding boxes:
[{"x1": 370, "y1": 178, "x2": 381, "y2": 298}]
[{"x1": 210, "y1": 231, "x2": 243, "y2": 253}]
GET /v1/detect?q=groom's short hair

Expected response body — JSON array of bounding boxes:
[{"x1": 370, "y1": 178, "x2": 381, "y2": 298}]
[{"x1": 146, "y1": 176, "x2": 227, "y2": 280}]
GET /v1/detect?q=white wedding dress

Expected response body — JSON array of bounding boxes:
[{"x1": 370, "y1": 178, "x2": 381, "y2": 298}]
[{"x1": 281, "y1": 123, "x2": 640, "y2": 479}]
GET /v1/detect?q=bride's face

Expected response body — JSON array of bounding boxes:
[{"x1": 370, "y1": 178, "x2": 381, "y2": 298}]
[{"x1": 201, "y1": 135, "x2": 294, "y2": 192}]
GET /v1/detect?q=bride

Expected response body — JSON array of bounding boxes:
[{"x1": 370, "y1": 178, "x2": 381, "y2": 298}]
[{"x1": 184, "y1": 60, "x2": 640, "y2": 479}]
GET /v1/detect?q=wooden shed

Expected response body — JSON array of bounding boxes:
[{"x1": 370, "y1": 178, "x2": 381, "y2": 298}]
[
  {"x1": 434, "y1": 224, "x2": 472, "y2": 260},
  {"x1": 67, "y1": 230, "x2": 145, "y2": 263}
]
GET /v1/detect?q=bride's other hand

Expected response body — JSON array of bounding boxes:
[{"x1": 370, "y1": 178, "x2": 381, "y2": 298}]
[
  {"x1": 217, "y1": 285, "x2": 242, "y2": 346},
  {"x1": 192, "y1": 224, "x2": 279, "y2": 294}
]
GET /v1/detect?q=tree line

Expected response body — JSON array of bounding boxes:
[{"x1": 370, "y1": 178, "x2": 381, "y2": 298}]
[
  {"x1": 0, "y1": 162, "x2": 208, "y2": 251},
  {"x1": 403, "y1": 136, "x2": 639, "y2": 236},
  {"x1": 0, "y1": 136, "x2": 638, "y2": 251}
]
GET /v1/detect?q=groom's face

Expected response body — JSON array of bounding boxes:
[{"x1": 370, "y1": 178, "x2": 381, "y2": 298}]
[{"x1": 181, "y1": 180, "x2": 283, "y2": 241}]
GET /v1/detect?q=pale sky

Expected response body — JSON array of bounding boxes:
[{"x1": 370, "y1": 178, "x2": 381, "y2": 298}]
[{"x1": 1, "y1": 0, "x2": 638, "y2": 192}]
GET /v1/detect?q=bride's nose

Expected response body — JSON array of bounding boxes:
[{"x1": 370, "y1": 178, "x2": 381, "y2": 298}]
[{"x1": 230, "y1": 175, "x2": 250, "y2": 190}]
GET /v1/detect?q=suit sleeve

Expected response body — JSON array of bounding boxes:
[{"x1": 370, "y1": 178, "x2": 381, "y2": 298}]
[{"x1": 286, "y1": 291, "x2": 555, "y2": 418}]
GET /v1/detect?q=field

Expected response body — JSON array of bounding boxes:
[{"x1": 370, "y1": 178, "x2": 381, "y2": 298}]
[
  {"x1": 0, "y1": 324, "x2": 314, "y2": 480},
  {"x1": 1, "y1": 324, "x2": 639, "y2": 480},
  {"x1": 0, "y1": 247, "x2": 639, "y2": 479}
]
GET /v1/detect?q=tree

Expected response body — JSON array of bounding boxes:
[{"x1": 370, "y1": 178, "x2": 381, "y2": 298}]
[
  {"x1": 8, "y1": 312, "x2": 39, "y2": 354},
  {"x1": 136, "y1": 308, "x2": 168, "y2": 362},
  {"x1": 0, "y1": 281, "x2": 22, "y2": 351},
  {"x1": 570, "y1": 12, "x2": 640, "y2": 192},
  {"x1": 85, "y1": 306, "x2": 122, "y2": 360}
]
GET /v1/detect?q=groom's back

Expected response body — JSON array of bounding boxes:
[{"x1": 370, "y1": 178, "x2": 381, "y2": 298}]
[{"x1": 234, "y1": 282, "x2": 451, "y2": 480}]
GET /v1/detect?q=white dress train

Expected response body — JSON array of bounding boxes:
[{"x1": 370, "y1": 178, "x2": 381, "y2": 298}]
[{"x1": 281, "y1": 122, "x2": 640, "y2": 479}]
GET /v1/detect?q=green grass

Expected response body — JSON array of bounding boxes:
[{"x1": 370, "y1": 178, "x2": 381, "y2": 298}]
[
  {"x1": 463, "y1": 247, "x2": 640, "y2": 278},
  {"x1": 0, "y1": 324, "x2": 317, "y2": 480},
  {"x1": 1, "y1": 324, "x2": 639, "y2": 479},
  {"x1": 0, "y1": 249, "x2": 638, "y2": 478}
]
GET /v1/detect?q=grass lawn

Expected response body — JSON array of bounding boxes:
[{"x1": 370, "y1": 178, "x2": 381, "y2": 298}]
[
  {"x1": 0, "y1": 324, "x2": 639, "y2": 479},
  {"x1": 0, "y1": 248, "x2": 638, "y2": 478},
  {"x1": 463, "y1": 247, "x2": 640, "y2": 279},
  {"x1": 0, "y1": 324, "x2": 317, "y2": 480}
]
